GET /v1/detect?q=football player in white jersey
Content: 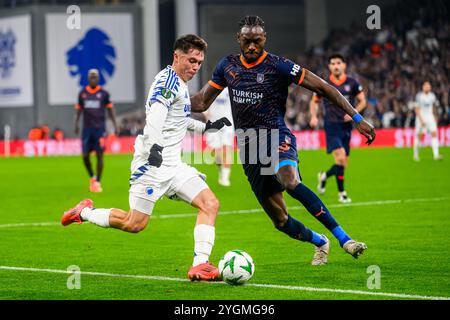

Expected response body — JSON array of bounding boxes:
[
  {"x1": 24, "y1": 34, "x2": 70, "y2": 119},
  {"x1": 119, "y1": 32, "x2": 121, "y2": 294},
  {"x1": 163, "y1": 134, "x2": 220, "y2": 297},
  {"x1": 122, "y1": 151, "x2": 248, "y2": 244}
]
[
  {"x1": 61, "y1": 35, "x2": 231, "y2": 281},
  {"x1": 413, "y1": 81, "x2": 443, "y2": 161},
  {"x1": 205, "y1": 89, "x2": 235, "y2": 186}
]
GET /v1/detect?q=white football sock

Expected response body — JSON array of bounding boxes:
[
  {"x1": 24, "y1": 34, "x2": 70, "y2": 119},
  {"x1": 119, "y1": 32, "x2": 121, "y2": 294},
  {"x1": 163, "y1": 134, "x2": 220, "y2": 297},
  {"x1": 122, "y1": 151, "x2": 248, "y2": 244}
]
[
  {"x1": 413, "y1": 135, "x2": 420, "y2": 158},
  {"x1": 220, "y1": 166, "x2": 231, "y2": 182},
  {"x1": 193, "y1": 224, "x2": 215, "y2": 266},
  {"x1": 80, "y1": 208, "x2": 111, "y2": 228},
  {"x1": 431, "y1": 137, "x2": 439, "y2": 158}
]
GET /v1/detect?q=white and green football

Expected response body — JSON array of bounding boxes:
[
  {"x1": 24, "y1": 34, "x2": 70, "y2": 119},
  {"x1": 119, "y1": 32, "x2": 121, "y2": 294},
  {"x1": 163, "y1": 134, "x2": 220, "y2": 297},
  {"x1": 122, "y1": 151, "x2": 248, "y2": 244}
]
[{"x1": 218, "y1": 249, "x2": 255, "y2": 285}]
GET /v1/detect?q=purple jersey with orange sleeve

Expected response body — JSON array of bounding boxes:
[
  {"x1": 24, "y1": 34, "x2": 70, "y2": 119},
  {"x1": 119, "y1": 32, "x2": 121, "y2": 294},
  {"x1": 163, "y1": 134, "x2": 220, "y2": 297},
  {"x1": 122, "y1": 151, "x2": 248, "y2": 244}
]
[
  {"x1": 312, "y1": 75, "x2": 362, "y2": 124},
  {"x1": 209, "y1": 51, "x2": 305, "y2": 130},
  {"x1": 75, "y1": 85, "x2": 113, "y2": 129}
]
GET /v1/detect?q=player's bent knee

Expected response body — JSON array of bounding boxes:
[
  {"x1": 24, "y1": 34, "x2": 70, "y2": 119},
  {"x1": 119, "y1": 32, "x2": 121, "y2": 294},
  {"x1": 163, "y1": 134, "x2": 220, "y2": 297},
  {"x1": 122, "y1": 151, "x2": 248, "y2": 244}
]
[
  {"x1": 334, "y1": 154, "x2": 346, "y2": 166},
  {"x1": 201, "y1": 196, "x2": 220, "y2": 215},
  {"x1": 281, "y1": 178, "x2": 300, "y2": 192}
]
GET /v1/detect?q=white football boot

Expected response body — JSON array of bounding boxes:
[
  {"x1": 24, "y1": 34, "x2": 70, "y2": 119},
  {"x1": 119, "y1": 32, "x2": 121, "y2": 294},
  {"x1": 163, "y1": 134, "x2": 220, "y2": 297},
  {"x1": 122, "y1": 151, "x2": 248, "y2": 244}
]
[
  {"x1": 338, "y1": 191, "x2": 352, "y2": 203},
  {"x1": 218, "y1": 177, "x2": 231, "y2": 187},
  {"x1": 317, "y1": 172, "x2": 326, "y2": 195},
  {"x1": 218, "y1": 167, "x2": 231, "y2": 187},
  {"x1": 311, "y1": 236, "x2": 330, "y2": 266},
  {"x1": 343, "y1": 240, "x2": 367, "y2": 259}
]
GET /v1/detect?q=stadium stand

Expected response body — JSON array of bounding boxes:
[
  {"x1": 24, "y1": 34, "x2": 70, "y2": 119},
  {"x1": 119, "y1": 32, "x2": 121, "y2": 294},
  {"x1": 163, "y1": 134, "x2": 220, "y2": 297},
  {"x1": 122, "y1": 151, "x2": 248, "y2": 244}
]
[{"x1": 288, "y1": 0, "x2": 449, "y2": 130}]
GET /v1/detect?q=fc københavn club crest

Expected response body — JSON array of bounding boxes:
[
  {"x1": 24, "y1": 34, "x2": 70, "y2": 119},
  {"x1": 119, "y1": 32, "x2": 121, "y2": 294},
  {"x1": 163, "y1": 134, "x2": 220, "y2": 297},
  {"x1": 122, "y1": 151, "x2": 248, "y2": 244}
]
[
  {"x1": 66, "y1": 27, "x2": 116, "y2": 87},
  {"x1": 257, "y1": 73, "x2": 264, "y2": 83}
]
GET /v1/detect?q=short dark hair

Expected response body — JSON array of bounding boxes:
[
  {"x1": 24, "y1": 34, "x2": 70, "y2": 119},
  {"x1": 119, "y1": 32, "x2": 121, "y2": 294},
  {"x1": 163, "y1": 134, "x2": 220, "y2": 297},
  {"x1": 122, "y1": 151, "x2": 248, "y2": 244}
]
[
  {"x1": 328, "y1": 53, "x2": 346, "y2": 63},
  {"x1": 173, "y1": 34, "x2": 207, "y2": 53},
  {"x1": 238, "y1": 15, "x2": 265, "y2": 32}
]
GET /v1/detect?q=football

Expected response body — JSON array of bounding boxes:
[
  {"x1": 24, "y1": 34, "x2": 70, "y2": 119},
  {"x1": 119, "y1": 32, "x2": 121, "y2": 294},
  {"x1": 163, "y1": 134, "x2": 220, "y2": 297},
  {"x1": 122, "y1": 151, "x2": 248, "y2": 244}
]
[{"x1": 218, "y1": 249, "x2": 255, "y2": 285}]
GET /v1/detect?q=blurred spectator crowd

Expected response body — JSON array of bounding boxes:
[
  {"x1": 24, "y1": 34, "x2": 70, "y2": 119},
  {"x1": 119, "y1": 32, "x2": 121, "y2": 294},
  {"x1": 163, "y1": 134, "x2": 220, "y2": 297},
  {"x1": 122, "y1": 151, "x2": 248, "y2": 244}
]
[
  {"x1": 117, "y1": 115, "x2": 145, "y2": 137},
  {"x1": 287, "y1": 0, "x2": 450, "y2": 130}
]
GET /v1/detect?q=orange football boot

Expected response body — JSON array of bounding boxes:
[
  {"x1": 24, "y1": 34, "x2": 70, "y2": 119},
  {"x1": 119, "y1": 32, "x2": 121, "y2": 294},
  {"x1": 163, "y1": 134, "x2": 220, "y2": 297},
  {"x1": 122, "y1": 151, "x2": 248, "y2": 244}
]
[
  {"x1": 61, "y1": 199, "x2": 93, "y2": 226},
  {"x1": 89, "y1": 178, "x2": 103, "y2": 193},
  {"x1": 188, "y1": 262, "x2": 220, "y2": 281}
]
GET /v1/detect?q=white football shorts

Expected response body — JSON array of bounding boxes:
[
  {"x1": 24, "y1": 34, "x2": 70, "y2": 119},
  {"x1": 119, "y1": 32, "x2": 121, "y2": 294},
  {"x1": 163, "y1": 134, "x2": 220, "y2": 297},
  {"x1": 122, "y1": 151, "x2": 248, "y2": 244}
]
[
  {"x1": 415, "y1": 116, "x2": 437, "y2": 135},
  {"x1": 128, "y1": 160, "x2": 208, "y2": 215}
]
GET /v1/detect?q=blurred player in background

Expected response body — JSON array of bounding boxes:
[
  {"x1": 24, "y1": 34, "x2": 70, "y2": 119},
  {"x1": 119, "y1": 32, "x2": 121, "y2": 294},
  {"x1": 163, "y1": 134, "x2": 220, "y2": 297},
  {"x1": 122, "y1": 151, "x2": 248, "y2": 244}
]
[
  {"x1": 413, "y1": 81, "x2": 443, "y2": 161},
  {"x1": 74, "y1": 69, "x2": 118, "y2": 193},
  {"x1": 309, "y1": 54, "x2": 366, "y2": 203},
  {"x1": 191, "y1": 16, "x2": 376, "y2": 265},
  {"x1": 63, "y1": 35, "x2": 231, "y2": 281},
  {"x1": 205, "y1": 89, "x2": 235, "y2": 186}
]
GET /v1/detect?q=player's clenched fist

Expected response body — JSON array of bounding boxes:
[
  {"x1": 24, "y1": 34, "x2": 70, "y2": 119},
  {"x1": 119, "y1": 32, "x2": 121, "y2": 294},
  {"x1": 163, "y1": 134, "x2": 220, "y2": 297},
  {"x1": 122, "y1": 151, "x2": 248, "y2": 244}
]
[
  {"x1": 355, "y1": 120, "x2": 376, "y2": 145},
  {"x1": 148, "y1": 144, "x2": 163, "y2": 167},
  {"x1": 205, "y1": 117, "x2": 232, "y2": 131}
]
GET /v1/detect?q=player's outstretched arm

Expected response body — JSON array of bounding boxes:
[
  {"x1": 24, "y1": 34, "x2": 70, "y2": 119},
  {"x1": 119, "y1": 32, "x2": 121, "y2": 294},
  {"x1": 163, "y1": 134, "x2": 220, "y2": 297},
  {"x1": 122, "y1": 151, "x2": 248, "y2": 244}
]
[
  {"x1": 190, "y1": 83, "x2": 223, "y2": 112},
  {"x1": 300, "y1": 69, "x2": 376, "y2": 145}
]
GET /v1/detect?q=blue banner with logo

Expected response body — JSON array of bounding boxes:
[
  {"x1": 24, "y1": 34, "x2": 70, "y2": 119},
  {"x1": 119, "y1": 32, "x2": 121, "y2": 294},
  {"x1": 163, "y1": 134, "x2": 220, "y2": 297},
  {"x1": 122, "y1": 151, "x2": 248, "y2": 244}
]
[{"x1": 46, "y1": 13, "x2": 136, "y2": 105}]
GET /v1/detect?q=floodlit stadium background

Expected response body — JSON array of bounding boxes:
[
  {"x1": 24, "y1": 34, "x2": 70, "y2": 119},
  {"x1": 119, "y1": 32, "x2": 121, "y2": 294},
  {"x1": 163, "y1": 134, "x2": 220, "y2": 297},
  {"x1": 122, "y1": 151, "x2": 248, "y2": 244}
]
[
  {"x1": 0, "y1": 0, "x2": 448, "y2": 150},
  {"x1": 0, "y1": 0, "x2": 449, "y2": 301}
]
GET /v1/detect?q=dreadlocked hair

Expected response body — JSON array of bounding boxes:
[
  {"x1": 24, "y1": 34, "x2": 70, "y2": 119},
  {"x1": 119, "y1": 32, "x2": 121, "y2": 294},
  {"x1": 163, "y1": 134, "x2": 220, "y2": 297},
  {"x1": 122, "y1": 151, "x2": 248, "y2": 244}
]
[{"x1": 238, "y1": 15, "x2": 265, "y2": 31}]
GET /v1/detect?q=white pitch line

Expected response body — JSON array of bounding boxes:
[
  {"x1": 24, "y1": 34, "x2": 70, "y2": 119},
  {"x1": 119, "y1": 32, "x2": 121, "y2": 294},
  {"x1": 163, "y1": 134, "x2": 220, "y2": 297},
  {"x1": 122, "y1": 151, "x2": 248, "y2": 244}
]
[
  {"x1": 0, "y1": 222, "x2": 60, "y2": 229},
  {"x1": 160, "y1": 196, "x2": 449, "y2": 219},
  {"x1": 0, "y1": 196, "x2": 448, "y2": 229},
  {"x1": 0, "y1": 265, "x2": 448, "y2": 300}
]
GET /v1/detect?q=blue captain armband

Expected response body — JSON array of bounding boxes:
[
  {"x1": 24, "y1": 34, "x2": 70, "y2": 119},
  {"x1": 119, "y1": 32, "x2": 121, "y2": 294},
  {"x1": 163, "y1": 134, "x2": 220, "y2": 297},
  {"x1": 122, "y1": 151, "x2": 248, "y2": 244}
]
[{"x1": 352, "y1": 113, "x2": 364, "y2": 124}]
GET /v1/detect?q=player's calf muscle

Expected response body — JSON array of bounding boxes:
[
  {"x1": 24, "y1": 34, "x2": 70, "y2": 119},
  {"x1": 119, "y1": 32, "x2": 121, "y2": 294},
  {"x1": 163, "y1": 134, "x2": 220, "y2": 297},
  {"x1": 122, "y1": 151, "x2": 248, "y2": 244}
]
[
  {"x1": 268, "y1": 208, "x2": 288, "y2": 229},
  {"x1": 193, "y1": 190, "x2": 220, "y2": 225},
  {"x1": 109, "y1": 208, "x2": 148, "y2": 233},
  {"x1": 122, "y1": 222, "x2": 146, "y2": 233},
  {"x1": 261, "y1": 195, "x2": 289, "y2": 228}
]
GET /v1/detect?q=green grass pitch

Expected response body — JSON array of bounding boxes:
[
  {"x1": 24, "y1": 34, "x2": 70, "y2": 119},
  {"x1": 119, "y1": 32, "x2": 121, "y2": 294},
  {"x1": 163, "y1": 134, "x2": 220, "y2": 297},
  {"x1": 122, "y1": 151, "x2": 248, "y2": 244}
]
[{"x1": 0, "y1": 147, "x2": 449, "y2": 300}]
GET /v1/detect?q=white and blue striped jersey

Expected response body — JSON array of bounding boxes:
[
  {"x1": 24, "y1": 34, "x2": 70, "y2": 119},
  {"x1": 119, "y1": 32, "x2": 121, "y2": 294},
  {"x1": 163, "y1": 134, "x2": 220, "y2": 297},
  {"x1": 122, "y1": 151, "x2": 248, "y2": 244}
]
[{"x1": 134, "y1": 65, "x2": 204, "y2": 166}]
